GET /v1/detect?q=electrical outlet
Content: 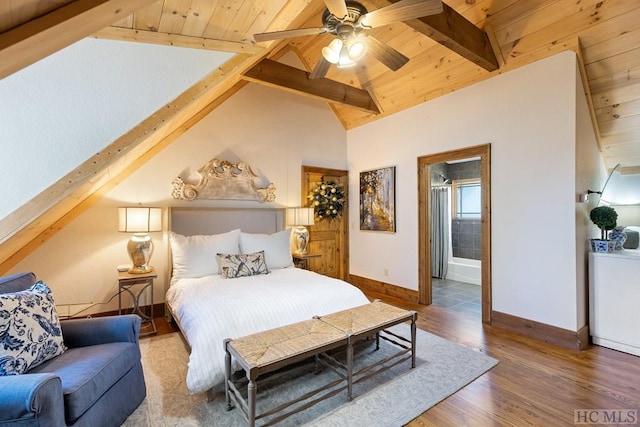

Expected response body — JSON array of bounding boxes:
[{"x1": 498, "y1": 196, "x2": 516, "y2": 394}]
[{"x1": 384, "y1": 268, "x2": 388, "y2": 277}]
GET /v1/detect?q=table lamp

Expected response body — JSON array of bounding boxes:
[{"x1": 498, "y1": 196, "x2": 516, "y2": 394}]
[
  {"x1": 286, "y1": 207, "x2": 315, "y2": 255},
  {"x1": 118, "y1": 206, "x2": 162, "y2": 274}
]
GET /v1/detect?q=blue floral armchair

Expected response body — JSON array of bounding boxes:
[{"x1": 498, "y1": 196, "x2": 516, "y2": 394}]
[{"x1": 0, "y1": 272, "x2": 146, "y2": 426}]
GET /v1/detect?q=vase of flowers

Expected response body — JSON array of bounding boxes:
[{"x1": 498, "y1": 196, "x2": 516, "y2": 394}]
[{"x1": 307, "y1": 180, "x2": 345, "y2": 221}]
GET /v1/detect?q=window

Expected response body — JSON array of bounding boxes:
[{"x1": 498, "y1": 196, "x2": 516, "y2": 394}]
[{"x1": 453, "y1": 180, "x2": 481, "y2": 218}]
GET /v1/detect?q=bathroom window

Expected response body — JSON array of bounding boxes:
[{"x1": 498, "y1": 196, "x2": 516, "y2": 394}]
[{"x1": 453, "y1": 179, "x2": 481, "y2": 218}]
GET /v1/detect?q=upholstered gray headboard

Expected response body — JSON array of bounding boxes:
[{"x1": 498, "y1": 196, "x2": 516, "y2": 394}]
[{"x1": 169, "y1": 207, "x2": 285, "y2": 236}]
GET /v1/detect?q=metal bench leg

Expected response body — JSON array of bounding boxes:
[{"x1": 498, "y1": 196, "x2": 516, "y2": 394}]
[
  {"x1": 347, "y1": 334, "x2": 354, "y2": 400},
  {"x1": 224, "y1": 339, "x2": 233, "y2": 410},
  {"x1": 248, "y1": 379, "x2": 256, "y2": 427},
  {"x1": 411, "y1": 312, "x2": 417, "y2": 368}
]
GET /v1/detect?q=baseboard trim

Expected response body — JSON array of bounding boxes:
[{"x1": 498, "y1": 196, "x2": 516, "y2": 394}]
[
  {"x1": 79, "y1": 302, "x2": 166, "y2": 320},
  {"x1": 348, "y1": 274, "x2": 419, "y2": 303},
  {"x1": 492, "y1": 310, "x2": 589, "y2": 351}
]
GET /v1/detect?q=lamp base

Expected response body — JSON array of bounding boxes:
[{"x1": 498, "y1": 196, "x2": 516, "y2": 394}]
[
  {"x1": 291, "y1": 226, "x2": 310, "y2": 255},
  {"x1": 127, "y1": 234, "x2": 155, "y2": 274}
]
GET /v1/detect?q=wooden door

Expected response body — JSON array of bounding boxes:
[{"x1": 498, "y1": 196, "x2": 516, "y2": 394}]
[{"x1": 301, "y1": 166, "x2": 349, "y2": 281}]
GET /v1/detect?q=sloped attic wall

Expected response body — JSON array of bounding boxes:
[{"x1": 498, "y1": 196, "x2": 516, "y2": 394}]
[
  {"x1": 0, "y1": 38, "x2": 233, "y2": 221},
  {"x1": 8, "y1": 80, "x2": 347, "y2": 317}
]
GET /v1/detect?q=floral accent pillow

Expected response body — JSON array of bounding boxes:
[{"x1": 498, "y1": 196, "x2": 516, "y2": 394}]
[
  {"x1": 0, "y1": 281, "x2": 66, "y2": 376},
  {"x1": 217, "y1": 251, "x2": 270, "y2": 279}
]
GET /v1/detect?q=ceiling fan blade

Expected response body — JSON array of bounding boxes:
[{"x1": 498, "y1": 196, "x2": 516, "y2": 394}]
[
  {"x1": 366, "y1": 36, "x2": 409, "y2": 71},
  {"x1": 309, "y1": 56, "x2": 331, "y2": 79},
  {"x1": 323, "y1": 0, "x2": 349, "y2": 19},
  {"x1": 360, "y1": 0, "x2": 443, "y2": 29},
  {"x1": 254, "y1": 27, "x2": 327, "y2": 42}
]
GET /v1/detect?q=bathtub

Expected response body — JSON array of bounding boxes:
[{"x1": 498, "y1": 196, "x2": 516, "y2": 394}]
[{"x1": 446, "y1": 257, "x2": 481, "y2": 285}]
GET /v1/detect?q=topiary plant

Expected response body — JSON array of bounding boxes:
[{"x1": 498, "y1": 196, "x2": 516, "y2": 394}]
[{"x1": 590, "y1": 206, "x2": 618, "y2": 240}]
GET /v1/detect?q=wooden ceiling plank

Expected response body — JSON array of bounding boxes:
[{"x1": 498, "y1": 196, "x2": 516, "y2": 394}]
[
  {"x1": 583, "y1": 26, "x2": 640, "y2": 65},
  {"x1": 502, "y1": 0, "x2": 639, "y2": 63},
  {"x1": 586, "y1": 47, "x2": 640, "y2": 82},
  {"x1": 241, "y1": 1, "x2": 296, "y2": 44},
  {"x1": 478, "y1": 0, "x2": 554, "y2": 33},
  {"x1": 202, "y1": 0, "x2": 245, "y2": 40},
  {"x1": 132, "y1": 1, "x2": 164, "y2": 32},
  {"x1": 493, "y1": 0, "x2": 602, "y2": 47},
  {"x1": 598, "y1": 113, "x2": 640, "y2": 135},
  {"x1": 0, "y1": 0, "x2": 159, "y2": 80},
  {"x1": 596, "y1": 99, "x2": 640, "y2": 123},
  {"x1": 111, "y1": 13, "x2": 134, "y2": 29},
  {"x1": 601, "y1": 129, "x2": 640, "y2": 146},
  {"x1": 589, "y1": 66, "x2": 640, "y2": 94},
  {"x1": 223, "y1": 0, "x2": 290, "y2": 43},
  {"x1": 93, "y1": 26, "x2": 263, "y2": 54},
  {"x1": 570, "y1": 5, "x2": 640, "y2": 50},
  {"x1": 157, "y1": 0, "x2": 192, "y2": 34},
  {"x1": 242, "y1": 59, "x2": 380, "y2": 114},
  {"x1": 181, "y1": 0, "x2": 219, "y2": 37}
]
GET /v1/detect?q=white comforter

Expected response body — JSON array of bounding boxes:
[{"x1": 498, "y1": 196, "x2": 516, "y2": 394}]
[{"x1": 165, "y1": 268, "x2": 370, "y2": 394}]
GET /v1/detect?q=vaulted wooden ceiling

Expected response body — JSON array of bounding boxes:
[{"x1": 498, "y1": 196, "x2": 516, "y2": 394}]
[{"x1": 1, "y1": 0, "x2": 640, "y2": 273}]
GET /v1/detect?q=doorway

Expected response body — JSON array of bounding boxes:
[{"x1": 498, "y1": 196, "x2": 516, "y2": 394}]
[
  {"x1": 417, "y1": 144, "x2": 492, "y2": 324},
  {"x1": 301, "y1": 166, "x2": 349, "y2": 281}
]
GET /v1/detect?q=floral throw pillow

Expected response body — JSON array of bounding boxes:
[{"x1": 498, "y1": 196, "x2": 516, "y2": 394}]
[
  {"x1": 0, "y1": 281, "x2": 66, "y2": 376},
  {"x1": 217, "y1": 251, "x2": 270, "y2": 279}
]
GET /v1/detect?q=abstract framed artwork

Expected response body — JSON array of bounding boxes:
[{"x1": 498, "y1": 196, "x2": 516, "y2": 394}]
[{"x1": 359, "y1": 166, "x2": 396, "y2": 232}]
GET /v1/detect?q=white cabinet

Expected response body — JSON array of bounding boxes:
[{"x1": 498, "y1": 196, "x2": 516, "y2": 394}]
[{"x1": 589, "y1": 251, "x2": 640, "y2": 356}]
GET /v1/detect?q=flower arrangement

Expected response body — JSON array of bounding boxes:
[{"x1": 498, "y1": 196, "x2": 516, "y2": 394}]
[{"x1": 308, "y1": 180, "x2": 345, "y2": 220}]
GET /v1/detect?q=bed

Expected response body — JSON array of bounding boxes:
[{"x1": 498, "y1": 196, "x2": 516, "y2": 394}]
[{"x1": 165, "y1": 207, "x2": 370, "y2": 394}]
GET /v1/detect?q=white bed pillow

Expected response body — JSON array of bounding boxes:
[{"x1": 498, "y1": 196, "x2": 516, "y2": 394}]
[
  {"x1": 239, "y1": 229, "x2": 293, "y2": 270},
  {"x1": 170, "y1": 229, "x2": 240, "y2": 280}
]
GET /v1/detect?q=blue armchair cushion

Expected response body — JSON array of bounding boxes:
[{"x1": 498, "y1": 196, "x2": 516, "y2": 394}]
[
  {"x1": 29, "y1": 341, "x2": 141, "y2": 424},
  {"x1": 0, "y1": 281, "x2": 66, "y2": 376}
]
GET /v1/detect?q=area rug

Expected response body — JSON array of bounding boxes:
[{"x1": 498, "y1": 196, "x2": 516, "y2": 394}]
[{"x1": 123, "y1": 325, "x2": 498, "y2": 426}]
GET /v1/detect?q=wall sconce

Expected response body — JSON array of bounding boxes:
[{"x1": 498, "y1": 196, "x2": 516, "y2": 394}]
[
  {"x1": 118, "y1": 206, "x2": 162, "y2": 274},
  {"x1": 286, "y1": 207, "x2": 315, "y2": 255}
]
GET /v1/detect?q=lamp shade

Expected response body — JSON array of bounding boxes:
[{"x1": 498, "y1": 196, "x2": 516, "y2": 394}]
[
  {"x1": 286, "y1": 207, "x2": 315, "y2": 226},
  {"x1": 118, "y1": 207, "x2": 162, "y2": 233}
]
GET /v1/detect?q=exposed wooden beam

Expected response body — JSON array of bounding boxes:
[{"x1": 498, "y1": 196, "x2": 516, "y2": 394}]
[
  {"x1": 242, "y1": 59, "x2": 380, "y2": 114},
  {"x1": 93, "y1": 26, "x2": 264, "y2": 55},
  {"x1": 366, "y1": 0, "x2": 498, "y2": 72},
  {"x1": 0, "y1": 0, "x2": 159, "y2": 80}
]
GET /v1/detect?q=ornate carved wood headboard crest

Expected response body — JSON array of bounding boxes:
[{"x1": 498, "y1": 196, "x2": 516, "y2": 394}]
[{"x1": 171, "y1": 159, "x2": 276, "y2": 202}]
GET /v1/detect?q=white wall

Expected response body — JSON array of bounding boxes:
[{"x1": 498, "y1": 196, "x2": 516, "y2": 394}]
[
  {"x1": 5, "y1": 45, "x2": 604, "y2": 332},
  {"x1": 9, "y1": 82, "x2": 347, "y2": 316},
  {"x1": 348, "y1": 51, "x2": 597, "y2": 331},
  {"x1": 575, "y1": 62, "x2": 607, "y2": 329},
  {"x1": 0, "y1": 38, "x2": 233, "y2": 221}
]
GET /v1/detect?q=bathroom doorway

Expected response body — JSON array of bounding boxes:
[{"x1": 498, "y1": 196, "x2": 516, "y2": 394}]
[{"x1": 417, "y1": 144, "x2": 492, "y2": 324}]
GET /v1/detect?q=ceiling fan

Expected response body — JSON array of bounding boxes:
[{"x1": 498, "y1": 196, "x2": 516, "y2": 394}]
[{"x1": 253, "y1": 0, "x2": 443, "y2": 79}]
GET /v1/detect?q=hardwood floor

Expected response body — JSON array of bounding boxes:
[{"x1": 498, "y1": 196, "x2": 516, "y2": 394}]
[{"x1": 149, "y1": 291, "x2": 640, "y2": 426}]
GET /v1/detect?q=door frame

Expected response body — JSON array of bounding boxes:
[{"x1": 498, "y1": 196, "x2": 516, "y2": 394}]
[{"x1": 417, "y1": 144, "x2": 492, "y2": 324}]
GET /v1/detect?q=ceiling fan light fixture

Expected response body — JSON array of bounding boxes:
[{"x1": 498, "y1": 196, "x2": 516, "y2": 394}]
[
  {"x1": 322, "y1": 38, "x2": 343, "y2": 64},
  {"x1": 337, "y1": 43, "x2": 357, "y2": 68},
  {"x1": 346, "y1": 36, "x2": 366, "y2": 61}
]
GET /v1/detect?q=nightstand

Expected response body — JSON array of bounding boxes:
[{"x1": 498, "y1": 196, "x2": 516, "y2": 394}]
[
  {"x1": 292, "y1": 254, "x2": 321, "y2": 270},
  {"x1": 118, "y1": 270, "x2": 157, "y2": 336}
]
